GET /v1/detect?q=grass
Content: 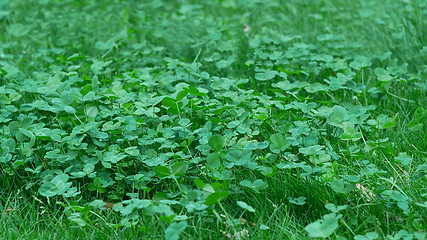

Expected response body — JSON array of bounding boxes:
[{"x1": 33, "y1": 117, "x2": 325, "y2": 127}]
[{"x1": 0, "y1": 0, "x2": 426, "y2": 239}]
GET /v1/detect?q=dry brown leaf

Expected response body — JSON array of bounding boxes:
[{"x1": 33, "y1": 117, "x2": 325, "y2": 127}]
[
  {"x1": 243, "y1": 25, "x2": 250, "y2": 33},
  {"x1": 103, "y1": 202, "x2": 115, "y2": 211},
  {"x1": 221, "y1": 229, "x2": 249, "y2": 240},
  {"x1": 355, "y1": 183, "x2": 376, "y2": 202},
  {"x1": 4, "y1": 207, "x2": 16, "y2": 213}
]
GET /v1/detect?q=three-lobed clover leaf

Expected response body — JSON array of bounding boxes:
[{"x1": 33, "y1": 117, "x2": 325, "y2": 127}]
[
  {"x1": 304, "y1": 213, "x2": 341, "y2": 238},
  {"x1": 165, "y1": 221, "x2": 188, "y2": 240},
  {"x1": 39, "y1": 174, "x2": 72, "y2": 197},
  {"x1": 255, "y1": 70, "x2": 278, "y2": 81},
  {"x1": 236, "y1": 201, "x2": 255, "y2": 212},
  {"x1": 208, "y1": 134, "x2": 224, "y2": 152},
  {"x1": 269, "y1": 133, "x2": 290, "y2": 153}
]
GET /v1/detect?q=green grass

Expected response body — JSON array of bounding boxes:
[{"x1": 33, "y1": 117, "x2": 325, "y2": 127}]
[{"x1": 1, "y1": 0, "x2": 426, "y2": 239}]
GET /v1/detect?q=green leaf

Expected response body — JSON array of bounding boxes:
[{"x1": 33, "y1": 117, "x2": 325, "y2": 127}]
[
  {"x1": 19, "y1": 128, "x2": 35, "y2": 139},
  {"x1": 178, "y1": 118, "x2": 191, "y2": 127},
  {"x1": 68, "y1": 215, "x2": 87, "y2": 227},
  {"x1": 83, "y1": 163, "x2": 95, "y2": 174},
  {"x1": 124, "y1": 146, "x2": 139, "y2": 156},
  {"x1": 240, "y1": 179, "x2": 268, "y2": 192},
  {"x1": 202, "y1": 184, "x2": 215, "y2": 195},
  {"x1": 71, "y1": 171, "x2": 86, "y2": 178},
  {"x1": 207, "y1": 153, "x2": 221, "y2": 168},
  {"x1": 305, "y1": 83, "x2": 329, "y2": 93},
  {"x1": 299, "y1": 145, "x2": 324, "y2": 156},
  {"x1": 269, "y1": 133, "x2": 284, "y2": 147},
  {"x1": 8, "y1": 23, "x2": 29, "y2": 37},
  {"x1": 325, "y1": 203, "x2": 347, "y2": 213},
  {"x1": 208, "y1": 134, "x2": 224, "y2": 152},
  {"x1": 397, "y1": 201, "x2": 409, "y2": 212},
  {"x1": 240, "y1": 179, "x2": 252, "y2": 188},
  {"x1": 382, "y1": 190, "x2": 408, "y2": 202},
  {"x1": 341, "y1": 131, "x2": 362, "y2": 141},
  {"x1": 1, "y1": 138, "x2": 16, "y2": 153},
  {"x1": 211, "y1": 169, "x2": 233, "y2": 180},
  {"x1": 119, "y1": 199, "x2": 151, "y2": 215},
  {"x1": 39, "y1": 174, "x2": 72, "y2": 197},
  {"x1": 205, "y1": 191, "x2": 229, "y2": 206},
  {"x1": 394, "y1": 152, "x2": 412, "y2": 165},
  {"x1": 309, "y1": 153, "x2": 331, "y2": 165},
  {"x1": 9, "y1": 92, "x2": 21, "y2": 101},
  {"x1": 340, "y1": 122, "x2": 362, "y2": 141},
  {"x1": 194, "y1": 179, "x2": 205, "y2": 189},
  {"x1": 383, "y1": 113, "x2": 398, "y2": 128},
  {"x1": 165, "y1": 221, "x2": 188, "y2": 240},
  {"x1": 237, "y1": 201, "x2": 255, "y2": 212},
  {"x1": 95, "y1": 38, "x2": 115, "y2": 50},
  {"x1": 349, "y1": 56, "x2": 371, "y2": 70},
  {"x1": 216, "y1": 59, "x2": 232, "y2": 69},
  {"x1": 327, "y1": 106, "x2": 347, "y2": 127},
  {"x1": 155, "y1": 166, "x2": 172, "y2": 178},
  {"x1": 253, "y1": 179, "x2": 268, "y2": 191},
  {"x1": 101, "y1": 161, "x2": 112, "y2": 169},
  {"x1": 330, "y1": 179, "x2": 355, "y2": 194},
  {"x1": 304, "y1": 213, "x2": 341, "y2": 238},
  {"x1": 255, "y1": 70, "x2": 277, "y2": 81},
  {"x1": 259, "y1": 224, "x2": 270, "y2": 230},
  {"x1": 354, "y1": 232, "x2": 379, "y2": 240},
  {"x1": 374, "y1": 68, "x2": 393, "y2": 82},
  {"x1": 64, "y1": 106, "x2": 76, "y2": 114},
  {"x1": 85, "y1": 104, "x2": 99, "y2": 118},
  {"x1": 269, "y1": 133, "x2": 289, "y2": 153},
  {"x1": 176, "y1": 90, "x2": 188, "y2": 101},
  {"x1": 162, "y1": 97, "x2": 176, "y2": 108},
  {"x1": 103, "y1": 151, "x2": 126, "y2": 164},
  {"x1": 171, "y1": 162, "x2": 187, "y2": 178},
  {"x1": 288, "y1": 196, "x2": 307, "y2": 205},
  {"x1": 162, "y1": 97, "x2": 181, "y2": 114},
  {"x1": 159, "y1": 215, "x2": 175, "y2": 224},
  {"x1": 344, "y1": 175, "x2": 360, "y2": 183},
  {"x1": 0, "y1": 154, "x2": 12, "y2": 163},
  {"x1": 225, "y1": 149, "x2": 252, "y2": 166}
]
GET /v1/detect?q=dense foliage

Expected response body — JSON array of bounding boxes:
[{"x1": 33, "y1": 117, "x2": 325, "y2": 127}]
[{"x1": 1, "y1": 0, "x2": 426, "y2": 239}]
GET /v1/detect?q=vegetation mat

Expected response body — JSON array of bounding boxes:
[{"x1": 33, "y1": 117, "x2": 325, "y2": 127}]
[{"x1": 0, "y1": 0, "x2": 426, "y2": 239}]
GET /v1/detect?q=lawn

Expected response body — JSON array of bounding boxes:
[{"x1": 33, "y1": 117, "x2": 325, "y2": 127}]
[{"x1": 0, "y1": 0, "x2": 426, "y2": 239}]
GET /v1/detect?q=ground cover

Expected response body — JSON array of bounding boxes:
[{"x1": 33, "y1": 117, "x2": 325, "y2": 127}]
[{"x1": 0, "y1": 0, "x2": 426, "y2": 239}]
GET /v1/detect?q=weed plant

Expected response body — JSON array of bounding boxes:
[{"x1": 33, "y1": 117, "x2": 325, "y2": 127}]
[{"x1": 0, "y1": 0, "x2": 426, "y2": 239}]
